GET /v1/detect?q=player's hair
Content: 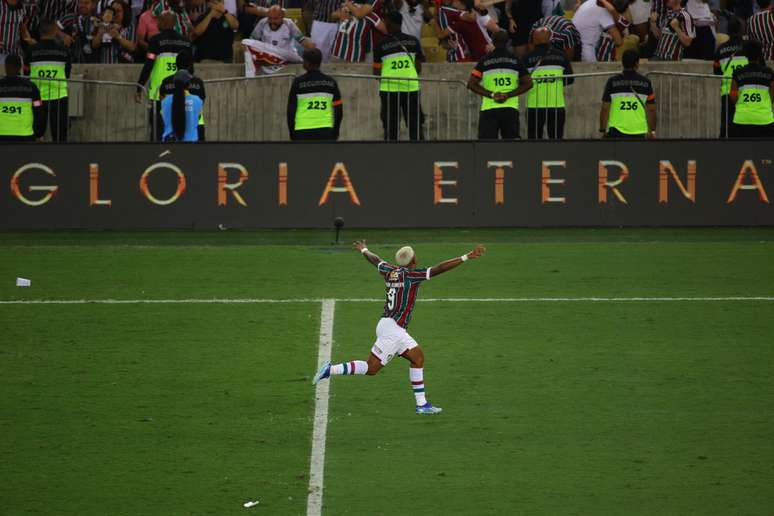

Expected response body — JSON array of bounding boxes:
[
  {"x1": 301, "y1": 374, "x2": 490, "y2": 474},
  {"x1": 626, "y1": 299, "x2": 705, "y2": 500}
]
[
  {"x1": 395, "y1": 246, "x2": 415, "y2": 266},
  {"x1": 743, "y1": 39, "x2": 764, "y2": 62},
  {"x1": 303, "y1": 48, "x2": 323, "y2": 67},
  {"x1": 622, "y1": 49, "x2": 639, "y2": 70},
  {"x1": 727, "y1": 17, "x2": 743, "y2": 37}
]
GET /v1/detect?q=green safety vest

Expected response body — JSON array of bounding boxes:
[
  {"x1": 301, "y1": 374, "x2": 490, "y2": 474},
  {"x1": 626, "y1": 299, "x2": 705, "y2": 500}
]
[
  {"x1": 380, "y1": 52, "x2": 419, "y2": 93},
  {"x1": 30, "y1": 61, "x2": 68, "y2": 100},
  {"x1": 0, "y1": 97, "x2": 34, "y2": 136},
  {"x1": 527, "y1": 64, "x2": 565, "y2": 108},
  {"x1": 295, "y1": 92, "x2": 334, "y2": 130},
  {"x1": 607, "y1": 92, "x2": 648, "y2": 135},
  {"x1": 149, "y1": 52, "x2": 178, "y2": 101},
  {"x1": 481, "y1": 68, "x2": 518, "y2": 111},
  {"x1": 733, "y1": 84, "x2": 774, "y2": 125},
  {"x1": 719, "y1": 55, "x2": 748, "y2": 96}
]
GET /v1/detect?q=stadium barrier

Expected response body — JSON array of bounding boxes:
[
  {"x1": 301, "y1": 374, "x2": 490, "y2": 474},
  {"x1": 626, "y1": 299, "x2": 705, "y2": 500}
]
[
  {"x1": 647, "y1": 71, "x2": 725, "y2": 139},
  {"x1": 2, "y1": 140, "x2": 771, "y2": 229}
]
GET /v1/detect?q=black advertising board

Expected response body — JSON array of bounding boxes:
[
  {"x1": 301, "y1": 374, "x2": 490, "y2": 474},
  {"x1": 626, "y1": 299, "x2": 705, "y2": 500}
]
[{"x1": 1, "y1": 141, "x2": 771, "y2": 229}]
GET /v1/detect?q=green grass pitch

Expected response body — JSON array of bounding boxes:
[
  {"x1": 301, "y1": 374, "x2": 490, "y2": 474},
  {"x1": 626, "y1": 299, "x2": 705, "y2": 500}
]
[{"x1": 1, "y1": 229, "x2": 773, "y2": 515}]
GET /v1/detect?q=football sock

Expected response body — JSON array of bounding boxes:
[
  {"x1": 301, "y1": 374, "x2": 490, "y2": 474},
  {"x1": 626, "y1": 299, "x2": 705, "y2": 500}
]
[
  {"x1": 410, "y1": 367, "x2": 428, "y2": 406},
  {"x1": 330, "y1": 360, "x2": 368, "y2": 376}
]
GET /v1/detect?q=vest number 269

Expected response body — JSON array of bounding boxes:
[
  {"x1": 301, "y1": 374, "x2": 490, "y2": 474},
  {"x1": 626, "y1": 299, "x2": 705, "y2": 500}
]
[{"x1": 742, "y1": 92, "x2": 763, "y2": 102}]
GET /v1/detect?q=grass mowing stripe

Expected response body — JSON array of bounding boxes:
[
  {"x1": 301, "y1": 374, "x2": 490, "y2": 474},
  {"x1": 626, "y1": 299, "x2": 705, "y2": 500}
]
[
  {"x1": 1, "y1": 297, "x2": 774, "y2": 305},
  {"x1": 307, "y1": 299, "x2": 335, "y2": 516}
]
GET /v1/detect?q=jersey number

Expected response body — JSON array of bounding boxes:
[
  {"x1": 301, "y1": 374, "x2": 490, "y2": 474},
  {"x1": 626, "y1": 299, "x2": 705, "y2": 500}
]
[
  {"x1": 387, "y1": 288, "x2": 397, "y2": 310},
  {"x1": 165, "y1": 62, "x2": 177, "y2": 72},
  {"x1": 620, "y1": 100, "x2": 639, "y2": 111},
  {"x1": 37, "y1": 69, "x2": 58, "y2": 78},
  {"x1": 742, "y1": 92, "x2": 763, "y2": 102},
  {"x1": 306, "y1": 100, "x2": 328, "y2": 110},
  {"x1": 390, "y1": 59, "x2": 411, "y2": 70},
  {"x1": 492, "y1": 77, "x2": 512, "y2": 87},
  {"x1": 534, "y1": 77, "x2": 556, "y2": 84},
  {"x1": 0, "y1": 106, "x2": 22, "y2": 114}
]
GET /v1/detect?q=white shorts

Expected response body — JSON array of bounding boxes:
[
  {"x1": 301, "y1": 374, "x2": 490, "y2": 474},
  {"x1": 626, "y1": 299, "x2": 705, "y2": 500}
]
[
  {"x1": 370, "y1": 317, "x2": 418, "y2": 366},
  {"x1": 628, "y1": 0, "x2": 650, "y2": 25},
  {"x1": 310, "y1": 20, "x2": 338, "y2": 62}
]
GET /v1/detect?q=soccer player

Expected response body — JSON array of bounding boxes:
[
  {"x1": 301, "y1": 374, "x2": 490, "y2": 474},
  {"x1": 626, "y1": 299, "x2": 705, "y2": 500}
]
[{"x1": 312, "y1": 240, "x2": 486, "y2": 414}]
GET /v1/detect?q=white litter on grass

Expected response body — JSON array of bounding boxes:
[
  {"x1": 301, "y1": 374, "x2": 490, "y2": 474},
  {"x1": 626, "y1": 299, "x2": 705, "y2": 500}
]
[
  {"x1": 16, "y1": 278, "x2": 31, "y2": 287},
  {"x1": 243, "y1": 500, "x2": 259, "y2": 508}
]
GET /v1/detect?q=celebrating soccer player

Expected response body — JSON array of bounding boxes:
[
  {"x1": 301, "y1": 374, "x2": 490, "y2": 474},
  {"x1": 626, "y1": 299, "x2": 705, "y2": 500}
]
[{"x1": 312, "y1": 240, "x2": 486, "y2": 414}]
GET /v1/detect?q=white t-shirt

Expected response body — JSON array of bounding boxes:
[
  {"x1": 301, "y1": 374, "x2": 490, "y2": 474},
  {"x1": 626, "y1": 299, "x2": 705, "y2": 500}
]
[
  {"x1": 572, "y1": 0, "x2": 615, "y2": 62},
  {"x1": 250, "y1": 18, "x2": 305, "y2": 50},
  {"x1": 685, "y1": 0, "x2": 714, "y2": 24},
  {"x1": 399, "y1": 1, "x2": 426, "y2": 40}
]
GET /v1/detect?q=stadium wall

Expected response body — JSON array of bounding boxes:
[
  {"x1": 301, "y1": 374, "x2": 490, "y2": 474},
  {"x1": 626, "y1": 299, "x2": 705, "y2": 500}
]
[
  {"x1": 2, "y1": 141, "x2": 772, "y2": 229},
  {"x1": 71, "y1": 61, "x2": 717, "y2": 141}
]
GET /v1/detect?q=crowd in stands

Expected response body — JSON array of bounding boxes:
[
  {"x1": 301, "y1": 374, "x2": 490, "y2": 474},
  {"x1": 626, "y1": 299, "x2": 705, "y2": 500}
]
[{"x1": 0, "y1": 0, "x2": 772, "y2": 66}]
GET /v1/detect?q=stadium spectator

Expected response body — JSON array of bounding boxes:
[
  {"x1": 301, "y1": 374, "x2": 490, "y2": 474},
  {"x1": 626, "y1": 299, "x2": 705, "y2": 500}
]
[
  {"x1": 160, "y1": 50, "x2": 205, "y2": 139},
  {"x1": 643, "y1": 0, "x2": 669, "y2": 57},
  {"x1": 58, "y1": 0, "x2": 96, "y2": 62},
  {"x1": 26, "y1": 18, "x2": 70, "y2": 140},
  {"x1": 38, "y1": 0, "x2": 77, "y2": 33},
  {"x1": 0, "y1": 0, "x2": 35, "y2": 64},
  {"x1": 572, "y1": 0, "x2": 625, "y2": 62},
  {"x1": 524, "y1": 26, "x2": 573, "y2": 139},
  {"x1": 374, "y1": 11, "x2": 424, "y2": 140},
  {"x1": 599, "y1": 49, "x2": 656, "y2": 139},
  {"x1": 505, "y1": 0, "x2": 542, "y2": 56},
  {"x1": 241, "y1": 0, "x2": 281, "y2": 38},
  {"x1": 135, "y1": 11, "x2": 193, "y2": 140},
  {"x1": 331, "y1": 0, "x2": 383, "y2": 62},
  {"x1": 149, "y1": 0, "x2": 193, "y2": 37},
  {"x1": 714, "y1": 16, "x2": 746, "y2": 137},
  {"x1": 685, "y1": 0, "x2": 715, "y2": 60},
  {"x1": 309, "y1": 0, "x2": 339, "y2": 60},
  {"x1": 160, "y1": 68, "x2": 203, "y2": 141},
  {"x1": 191, "y1": 0, "x2": 238, "y2": 62},
  {"x1": 628, "y1": 0, "x2": 651, "y2": 44},
  {"x1": 91, "y1": 1, "x2": 136, "y2": 63},
  {"x1": 287, "y1": 47, "x2": 343, "y2": 140},
  {"x1": 0, "y1": 55, "x2": 44, "y2": 141},
  {"x1": 596, "y1": 10, "x2": 630, "y2": 62},
  {"x1": 386, "y1": 0, "x2": 431, "y2": 40},
  {"x1": 250, "y1": 4, "x2": 309, "y2": 48},
  {"x1": 467, "y1": 30, "x2": 532, "y2": 139},
  {"x1": 730, "y1": 39, "x2": 774, "y2": 137},
  {"x1": 434, "y1": 0, "x2": 468, "y2": 62},
  {"x1": 531, "y1": 5, "x2": 582, "y2": 61},
  {"x1": 748, "y1": 0, "x2": 774, "y2": 62},
  {"x1": 652, "y1": 0, "x2": 694, "y2": 61},
  {"x1": 436, "y1": 0, "x2": 495, "y2": 62},
  {"x1": 135, "y1": 4, "x2": 159, "y2": 58}
]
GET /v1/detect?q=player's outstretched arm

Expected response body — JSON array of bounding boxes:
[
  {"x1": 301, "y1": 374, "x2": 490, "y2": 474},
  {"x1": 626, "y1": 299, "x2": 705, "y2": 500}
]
[
  {"x1": 353, "y1": 239, "x2": 382, "y2": 267},
  {"x1": 428, "y1": 244, "x2": 486, "y2": 278}
]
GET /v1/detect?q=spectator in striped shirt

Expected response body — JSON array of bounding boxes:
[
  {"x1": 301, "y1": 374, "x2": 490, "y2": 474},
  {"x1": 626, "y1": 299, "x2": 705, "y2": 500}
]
[
  {"x1": 91, "y1": 0, "x2": 135, "y2": 62},
  {"x1": 309, "y1": 0, "x2": 340, "y2": 60},
  {"x1": 1, "y1": 0, "x2": 35, "y2": 63},
  {"x1": 748, "y1": 0, "x2": 774, "y2": 62},
  {"x1": 643, "y1": 0, "x2": 668, "y2": 57},
  {"x1": 435, "y1": 0, "x2": 469, "y2": 62},
  {"x1": 331, "y1": 0, "x2": 384, "y2": 62},
  {"x1": 652, "y1": 0, "x2": 694, "y2": 61},
  {"x1": 57, "y1": 0, "x2": 95, "y2": 60},
  {"x1": 149, "y1": 0, "x2": 193, "y2": 37},
  {"x1": 530, "y1": 11, "x2": 582, "y2": 61},
  {"x1": 37, "y1": 0, "x2": 77, "y2": 31}
]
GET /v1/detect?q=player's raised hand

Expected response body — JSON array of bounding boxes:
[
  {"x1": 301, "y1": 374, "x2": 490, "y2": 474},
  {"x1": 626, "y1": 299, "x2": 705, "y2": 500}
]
[
  {"x1": 467, "y1": 244, "x2": 486, "y2": 260},
  {"x1": 353, "y1": 240, "x2": 367, "y2": 253}
]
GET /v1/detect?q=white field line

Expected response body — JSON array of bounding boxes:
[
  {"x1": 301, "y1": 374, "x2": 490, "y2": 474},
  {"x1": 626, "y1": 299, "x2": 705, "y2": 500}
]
[
  {"x1": 307, "y1": 299, "x2": 335, "y2": 516},
  {"x1": 1, "y1": 296, "x2": 773, "y2": 305}
]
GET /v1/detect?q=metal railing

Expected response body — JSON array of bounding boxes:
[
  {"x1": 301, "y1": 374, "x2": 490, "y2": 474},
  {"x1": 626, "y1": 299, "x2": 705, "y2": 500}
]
[{"x1": 647, "y1": 71, "x2": 726, "y2": 139}]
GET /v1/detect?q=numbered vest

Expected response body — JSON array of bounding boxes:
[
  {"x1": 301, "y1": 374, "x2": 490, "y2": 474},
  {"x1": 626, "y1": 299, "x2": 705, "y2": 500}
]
[
  {"x1": 380, "y1": 52, "x2": 419, "y2": 93},
  {"x1": 481, "y1": 68, "x2": 519, "y2": 111},
  {"x1": 719, "y1": 56, "x2": 748, "y2": 96},
  {"x1": 0, "y1": 97, "x2": 34, "y2": 136},
  {"x1": 149, "y1": 53, "x2": 179, "y2": 101},
  {"x1": 295, "y1": 92, "x2": 334, "y2": 130},
  {"x1": 734, "y1": 85, "x2": 774, "y2": 125},
  {"x1": 607, "y1": 92, "x2": 648, "y2": 135},
  {"x1": 527, "y1": 65, "x2": 565, "y2": 108},
  {"x1": 30, "y1": 61, "x2": 68, "y2": 100}
]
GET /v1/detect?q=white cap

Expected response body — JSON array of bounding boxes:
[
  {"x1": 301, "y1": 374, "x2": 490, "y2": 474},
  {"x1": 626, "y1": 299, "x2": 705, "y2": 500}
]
[{"x1": 395, "y1": 246, "x2": 415, "y2": 266}]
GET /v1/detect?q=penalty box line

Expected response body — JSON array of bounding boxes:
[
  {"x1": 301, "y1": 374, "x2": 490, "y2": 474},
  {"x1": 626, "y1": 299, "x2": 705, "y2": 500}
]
[{"x1": 1, "y1": 296, "x2": 774, "y2": 305}]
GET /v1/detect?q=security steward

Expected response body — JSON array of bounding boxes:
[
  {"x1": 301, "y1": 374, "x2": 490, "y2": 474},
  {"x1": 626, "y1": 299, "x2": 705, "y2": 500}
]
[
  {"x1": 160, "y1": 51, "x2": 206, "y2": 141},
  {"x1": 730, "y1": 40, "x2": 774, "y2": 138},
  {"x1": 467, "y1": 30, "x2": 533, "y2": 140},
  {"x1": 599, "y1": 49, "x2": 656, "y2": 139},
  {"x1": 373, "y1": 11, "x2": 425, "y2": 141},
  {"x1": 523, "y1": 26, "x2": 573, "y2": 140},
  {"x1": 713, "y1": 17, "x2": 747, "y2": 138},
  {"x1": 26, "y1": 18, "x2": 71, "y2": 142},
  {"x1": 287, "y1": 48, "x2": 343, "y2": 141},
  {"x1": 135, "y1": 12, "x2": 193, "y2": 141},
  {"x1": 0, "y1": 55, "x2": 44, "y2": 142}
]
